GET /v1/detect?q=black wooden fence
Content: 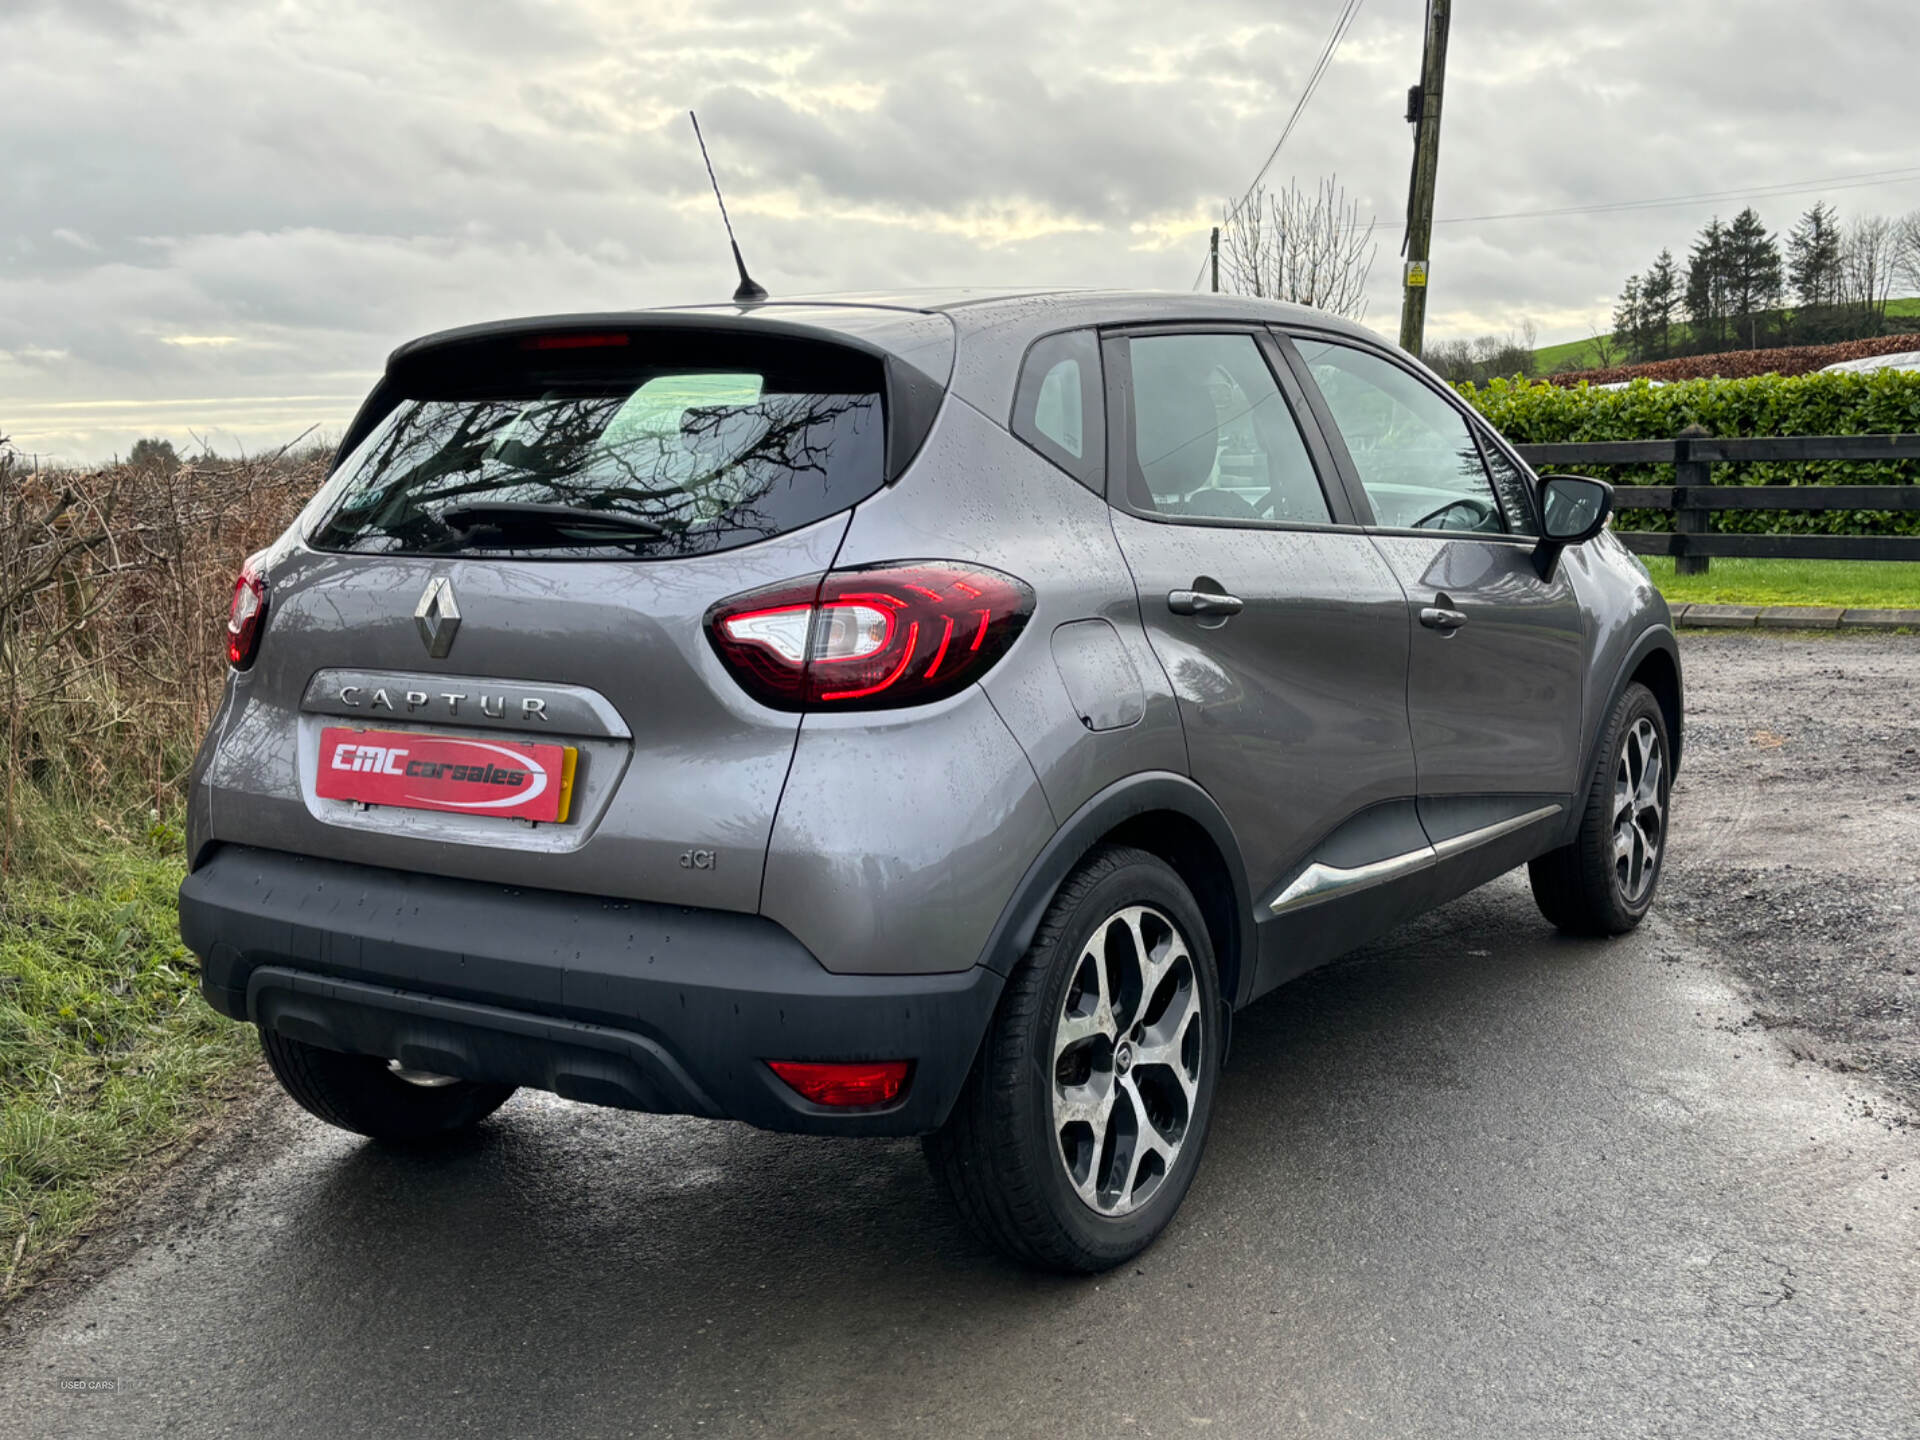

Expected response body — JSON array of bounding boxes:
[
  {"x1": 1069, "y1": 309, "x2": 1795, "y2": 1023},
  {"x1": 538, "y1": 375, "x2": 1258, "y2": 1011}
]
[{"x1": 1510, "y1": 431, "x2": 1920, "y2": 573}]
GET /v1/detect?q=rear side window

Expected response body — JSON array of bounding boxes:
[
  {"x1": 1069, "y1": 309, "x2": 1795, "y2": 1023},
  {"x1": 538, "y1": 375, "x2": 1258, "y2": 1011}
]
[
  {"x1": 1011, "y1": 329, "x2": 1104, "y2": 489},
  {"x1": 310, "y1": 348, "x2": 884, "y2": 559},
  {"x1": 1123, "y1": 333, "x2": 1332, "y2": 526}
]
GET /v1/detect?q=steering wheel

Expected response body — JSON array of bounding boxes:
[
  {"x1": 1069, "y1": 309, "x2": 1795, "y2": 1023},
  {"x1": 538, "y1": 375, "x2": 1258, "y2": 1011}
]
[{"x1": 1409, "y1": 496, "x2": 1497, "y2": 532}]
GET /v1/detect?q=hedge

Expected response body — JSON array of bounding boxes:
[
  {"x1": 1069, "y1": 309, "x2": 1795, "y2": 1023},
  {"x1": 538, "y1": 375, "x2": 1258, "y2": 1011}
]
[
  {"x1": 1547, "y1": 332, "x2": 1920, "y2": 387},
  {"x1": 1458, "y1": 370, "x2": 1920, "y2": 535}
]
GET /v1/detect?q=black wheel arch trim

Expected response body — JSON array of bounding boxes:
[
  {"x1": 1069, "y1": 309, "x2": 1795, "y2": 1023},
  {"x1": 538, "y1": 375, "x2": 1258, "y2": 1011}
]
[
  {"x1": 975, "y1": 771, "x2": 1256, "y2": 1007},
  {"x1": 1564, "y1": 623, "x2": 1683, "y2": 846}
]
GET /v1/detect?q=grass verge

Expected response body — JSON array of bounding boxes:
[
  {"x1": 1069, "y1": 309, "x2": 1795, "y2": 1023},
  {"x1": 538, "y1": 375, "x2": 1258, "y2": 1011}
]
[
  {"x1": 1641, "y1": 556, "x2": 1920, "y2": 609},
  {"x1": 0, "y1": 804, "x2": 258, "y2": 1301}
]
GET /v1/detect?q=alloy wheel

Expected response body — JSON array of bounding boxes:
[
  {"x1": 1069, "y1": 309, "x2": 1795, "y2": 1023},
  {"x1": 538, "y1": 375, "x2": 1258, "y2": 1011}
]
[
  {"x1": 1614, "y1": 716, "x2": 1666, "y2": 903},
  {"x1": 1051, "y1": 905, "x2": 1203, "y2": 1217}
]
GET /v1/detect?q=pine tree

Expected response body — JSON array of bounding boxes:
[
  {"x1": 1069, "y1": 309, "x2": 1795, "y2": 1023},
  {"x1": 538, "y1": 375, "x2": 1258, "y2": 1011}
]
[
  {"x1": 1640, "y1": 250, "x2": 1680, "y2": 359},
  {"x1": 1685, "y1": 218, "x2": 1730, "y2": 354},
  {"x1": 1722, "y1": 208, "x2": 1783, "y2": 349},
  {"x1": 1612, "y1": 274, "x2": 1644, "y2": 361},
  {"x1": 1788, "y1": 202, "x2": 1842, "y2": 308}
]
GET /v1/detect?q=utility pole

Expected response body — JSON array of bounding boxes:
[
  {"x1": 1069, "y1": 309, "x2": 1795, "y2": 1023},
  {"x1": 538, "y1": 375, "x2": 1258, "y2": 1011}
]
[
  {"x1": 1398, "y1": 0, "x2": 1450, "y2": 357},
  {"x1": 1210, "y1": 226, "x2": 1220, "y2": 293}
]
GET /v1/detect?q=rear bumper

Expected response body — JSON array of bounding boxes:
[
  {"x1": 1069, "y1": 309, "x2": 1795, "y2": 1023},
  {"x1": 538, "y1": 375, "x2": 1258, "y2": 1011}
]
[{"x1": 180, "y1": 845, "x2": 1001, "y2": 1136}]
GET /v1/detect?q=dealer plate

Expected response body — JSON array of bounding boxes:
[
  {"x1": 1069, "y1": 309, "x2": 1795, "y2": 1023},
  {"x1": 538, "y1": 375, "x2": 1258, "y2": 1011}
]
[{"x1": 315, "y1": 727, "x2": 577, "y2": 823}]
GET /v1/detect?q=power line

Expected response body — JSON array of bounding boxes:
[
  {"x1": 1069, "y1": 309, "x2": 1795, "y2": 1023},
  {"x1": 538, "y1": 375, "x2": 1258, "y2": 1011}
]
[
  {"x1": 1193, "y1": 0, "x2": 1368, "y2": 289},
  {"x1": 1233, "y1": 0, "x2": 1366, "y2": 218},
  {"x1": 1198, "y1": 0, "x2": 1366, "y2": 282},
  {"x1": 1357, "y1": 164, "x2": 1920, "y2": 232}
]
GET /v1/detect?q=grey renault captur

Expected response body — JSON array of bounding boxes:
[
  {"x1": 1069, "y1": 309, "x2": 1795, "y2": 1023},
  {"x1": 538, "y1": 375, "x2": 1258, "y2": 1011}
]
[{"x1": 180, "y1": 289, "x2": 1681, "y2": 1272}]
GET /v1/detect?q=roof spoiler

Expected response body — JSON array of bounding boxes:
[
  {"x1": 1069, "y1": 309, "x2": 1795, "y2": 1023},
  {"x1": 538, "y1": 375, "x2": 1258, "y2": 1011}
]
[{"x1": 330, "y1": 312, "x2": 951, "y2": 484}]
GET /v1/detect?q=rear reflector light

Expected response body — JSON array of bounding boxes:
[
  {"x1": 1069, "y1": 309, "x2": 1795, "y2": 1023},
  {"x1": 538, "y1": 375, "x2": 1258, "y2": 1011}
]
[
  {"x1": 226, "y1": 555, "x2": 269, "y2": 669},
  {"x1": 767, "y1": 1060, "x2": 911, "y2": 1108},
  {"x1": 706, "y1": 562, "x2": 1033, "y2": 711}
]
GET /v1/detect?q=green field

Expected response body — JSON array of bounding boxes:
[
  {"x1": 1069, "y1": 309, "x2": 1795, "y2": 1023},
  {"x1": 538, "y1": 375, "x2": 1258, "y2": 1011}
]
[
  {"x1": 1641, "y1": 556, "x2": 1920, "y2": 609},
  {"x1": 1528, "y1": 297, "x2": 1920, "y2": 377}
]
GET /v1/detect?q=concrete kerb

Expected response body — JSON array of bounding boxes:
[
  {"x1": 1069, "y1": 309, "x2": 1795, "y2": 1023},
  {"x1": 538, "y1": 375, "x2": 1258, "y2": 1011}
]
[
  {"x1": 1838, "y1": 607, "x2": 1920, "y2": 631},
  {"x1": 1675, "y1": 603, "x2": 1920, "y2": 632}
]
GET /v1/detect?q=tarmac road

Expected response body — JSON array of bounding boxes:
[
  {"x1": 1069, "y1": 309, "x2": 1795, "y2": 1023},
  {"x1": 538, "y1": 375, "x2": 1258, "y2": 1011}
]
[{"x1": 3, "y1": 634, "x2": 1917, "y2": 1439}]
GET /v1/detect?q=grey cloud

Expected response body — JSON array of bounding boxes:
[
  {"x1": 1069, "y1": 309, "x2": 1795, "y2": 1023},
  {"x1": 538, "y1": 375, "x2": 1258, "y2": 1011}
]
[
  {"x1": 4, "y1": 0, "x2": 179, "y2": 37},
  {"x1": 5, "y1": 0, "x2": 1920, "y2": 461}
]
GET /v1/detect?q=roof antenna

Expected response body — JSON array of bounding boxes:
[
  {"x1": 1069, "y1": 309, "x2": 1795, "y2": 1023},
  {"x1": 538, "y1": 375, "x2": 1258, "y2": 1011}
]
[{"x1": 688, "y1": 110, "x2": 768, "y2": 305}]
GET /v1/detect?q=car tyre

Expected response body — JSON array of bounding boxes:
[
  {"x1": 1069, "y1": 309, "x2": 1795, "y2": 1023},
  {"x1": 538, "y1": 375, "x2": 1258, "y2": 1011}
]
[
  {"x1": 1529, "y1": 681, "x2": 1672, "y2": 936},
  {"x1": 261, "y1": 1031, "x2": 516, "y2": 1143},
  {"x1": 924, "y1": 844, "x2": 1222, "y2": 1273}
]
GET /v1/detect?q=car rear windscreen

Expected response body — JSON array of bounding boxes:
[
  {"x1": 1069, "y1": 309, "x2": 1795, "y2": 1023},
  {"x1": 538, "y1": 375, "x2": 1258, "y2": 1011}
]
[{"x1": 308, "y1": 340, "x2": 886, "y2": 559}]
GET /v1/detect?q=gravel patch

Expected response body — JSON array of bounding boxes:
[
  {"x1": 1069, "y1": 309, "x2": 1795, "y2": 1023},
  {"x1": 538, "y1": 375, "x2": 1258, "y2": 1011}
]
[{"x1": 1664, "y1": 630, "x2": 1920, "y2": 1111}]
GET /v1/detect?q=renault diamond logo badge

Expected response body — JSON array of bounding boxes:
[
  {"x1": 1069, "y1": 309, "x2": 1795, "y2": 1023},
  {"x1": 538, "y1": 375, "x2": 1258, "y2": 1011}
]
[{"x1": 414, "y1": 577, "x2": 461, "y2": 659}]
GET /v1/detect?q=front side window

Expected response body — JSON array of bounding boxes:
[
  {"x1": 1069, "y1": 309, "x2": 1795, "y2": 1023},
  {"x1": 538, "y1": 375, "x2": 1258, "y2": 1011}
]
[
  {"x1": 1295, "y1": 339, "x2": 1505, "y2": 535},
  {"x1": 1124, "y1": 333, "x2": 1331, "y2": 526},
  {"x1": 1011, "y1": 329, "x2": 1104, "y2": 487},
  {"x1": 310, "y1": 360, "x2": 884, "y2": 559}
]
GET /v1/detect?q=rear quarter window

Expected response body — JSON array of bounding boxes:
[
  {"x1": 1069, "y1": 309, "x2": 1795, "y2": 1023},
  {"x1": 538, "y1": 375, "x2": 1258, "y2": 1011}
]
[
  {"x1": 1011, "y1": 329, "x2": 1104, "y2": 490},
  {"x1": 309, "y1": 344, "x2": 885, "y2": 559}
]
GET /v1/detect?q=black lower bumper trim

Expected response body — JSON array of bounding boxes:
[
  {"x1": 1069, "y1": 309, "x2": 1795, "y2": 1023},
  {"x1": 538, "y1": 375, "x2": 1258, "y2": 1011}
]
[
  {"x1": 181, "y1": 845, "x2": 1003, "y2": 1135},
  {"x1": 250, "y1": 968, "x2": 728, "y2": 1118}
]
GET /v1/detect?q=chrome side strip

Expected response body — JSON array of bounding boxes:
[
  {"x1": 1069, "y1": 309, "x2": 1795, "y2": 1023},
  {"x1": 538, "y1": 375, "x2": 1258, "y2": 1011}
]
[
  {"x1": 1268, "y1": 848, "x2": 1435, "y2": 916},
  {"x1": 1429, "y1": 803, "x2": 1565, "y2": 860},
  {"x1": 1267, "y1": 803, "x2": 1564, "y2": 917}
]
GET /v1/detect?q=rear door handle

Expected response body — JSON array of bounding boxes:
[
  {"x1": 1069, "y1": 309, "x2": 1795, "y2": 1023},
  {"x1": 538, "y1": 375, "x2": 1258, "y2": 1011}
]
[
  {"x1": 1419, "y1": 606, "x2": 1468, "y2": 631},
  {"x1": 1168, "y1": 589, "x2": 1244, "y2": 618}
]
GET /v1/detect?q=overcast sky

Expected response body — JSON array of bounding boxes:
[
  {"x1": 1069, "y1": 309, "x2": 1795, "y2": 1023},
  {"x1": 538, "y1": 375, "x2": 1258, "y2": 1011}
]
[{"x1": 5, "y1": 0, "x2": 1918, "y2": 463}]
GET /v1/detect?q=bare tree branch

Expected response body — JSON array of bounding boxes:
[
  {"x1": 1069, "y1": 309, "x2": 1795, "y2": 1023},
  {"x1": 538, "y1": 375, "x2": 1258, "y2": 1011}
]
[
  {"x1": 1218, "y1": 175, "x2": 1378, "y2": 320},
  {"x1": 1840, "y1": 215, "x2": 1898, "y2": 336}
]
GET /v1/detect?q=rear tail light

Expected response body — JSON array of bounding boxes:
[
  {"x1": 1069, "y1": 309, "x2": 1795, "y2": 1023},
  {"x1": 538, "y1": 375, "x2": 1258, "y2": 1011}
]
[
  {"x1": 706, "y1": 562, "x2": 1033, "y2": 711},
  {"x1": 767, "y1": 1060, "x2": 911, "y2": 1108},
  {"x1": 226, "y1": 555, "x2": 269, "y2": 669}
]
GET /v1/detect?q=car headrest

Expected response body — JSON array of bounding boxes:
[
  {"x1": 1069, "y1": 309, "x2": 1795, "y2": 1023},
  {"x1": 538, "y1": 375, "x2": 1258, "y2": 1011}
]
[{"x1": 1131, "y1": 361, "x2": 1218, "y2": 502}]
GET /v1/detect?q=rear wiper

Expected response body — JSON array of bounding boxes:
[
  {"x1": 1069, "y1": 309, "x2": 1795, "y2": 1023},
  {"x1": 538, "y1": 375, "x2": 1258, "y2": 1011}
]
[{"x1": 438, "y1": 502, "x2": 666, "y2": 546}]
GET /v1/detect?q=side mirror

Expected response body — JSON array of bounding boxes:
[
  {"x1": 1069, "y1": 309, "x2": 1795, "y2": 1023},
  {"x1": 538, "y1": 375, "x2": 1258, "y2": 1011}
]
[{"x1": 1534, "y1": 474, "x2": 1614, "y2": 579}]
